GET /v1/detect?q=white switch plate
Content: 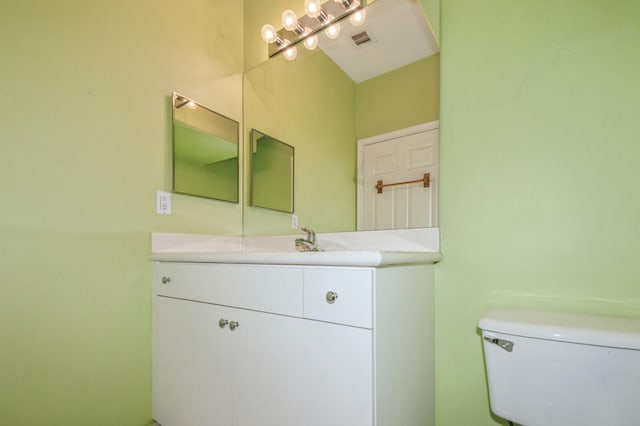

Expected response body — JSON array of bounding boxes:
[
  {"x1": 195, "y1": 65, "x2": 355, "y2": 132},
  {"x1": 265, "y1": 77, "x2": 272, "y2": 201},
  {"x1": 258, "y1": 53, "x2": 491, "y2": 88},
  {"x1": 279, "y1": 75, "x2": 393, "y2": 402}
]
[
  {"x1": 291, "y1": 213, "x2": 298, "y2": 229},
  {"x1": 156, "y1": 191, "x2": 171, "y2": 215}
]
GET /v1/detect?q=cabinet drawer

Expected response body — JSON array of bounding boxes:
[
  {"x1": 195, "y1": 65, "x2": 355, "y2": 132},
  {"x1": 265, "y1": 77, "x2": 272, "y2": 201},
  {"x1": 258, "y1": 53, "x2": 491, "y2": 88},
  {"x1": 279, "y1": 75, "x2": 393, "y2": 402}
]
[
  {"x1": 153, "y1": 262, "x2": 303, "y2": 317},
  {"x1": 303, "y1": 268, "x2": 373, "y2": 328}
]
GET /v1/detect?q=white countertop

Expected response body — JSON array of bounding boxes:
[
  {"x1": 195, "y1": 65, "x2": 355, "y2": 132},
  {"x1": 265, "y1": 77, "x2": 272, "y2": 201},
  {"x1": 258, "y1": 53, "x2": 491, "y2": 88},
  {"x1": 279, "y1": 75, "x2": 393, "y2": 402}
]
[
  {"x1": 150, "y1": 250, "x2": 442, "y2": 267},
  {"x1": 150, "y1": 228, "x2": 442, "y2": 267}
]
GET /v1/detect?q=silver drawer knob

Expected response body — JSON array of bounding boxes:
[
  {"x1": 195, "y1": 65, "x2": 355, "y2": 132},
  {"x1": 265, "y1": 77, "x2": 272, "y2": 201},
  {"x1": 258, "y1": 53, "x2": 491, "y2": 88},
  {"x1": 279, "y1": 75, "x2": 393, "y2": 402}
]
[
  {"x1": 218, "y1": 319, "x2": 228, "y2": 328},
  {"x1": 229, "y1": 321, "x2": 240, "y2": 331},
  {"x1": 326, "y1": 291, "x2": 338, "y2": 304},
  {"x1": 161, "y1": 276, "x2": 171, "y2": 284}
]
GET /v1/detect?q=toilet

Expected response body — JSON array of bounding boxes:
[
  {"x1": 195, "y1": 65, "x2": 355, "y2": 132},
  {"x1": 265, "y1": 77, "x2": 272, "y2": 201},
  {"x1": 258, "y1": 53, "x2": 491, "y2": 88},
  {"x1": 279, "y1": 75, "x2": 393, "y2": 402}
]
[{"x1": 479, "y1": 309, "x2": 640, "y2": 426}]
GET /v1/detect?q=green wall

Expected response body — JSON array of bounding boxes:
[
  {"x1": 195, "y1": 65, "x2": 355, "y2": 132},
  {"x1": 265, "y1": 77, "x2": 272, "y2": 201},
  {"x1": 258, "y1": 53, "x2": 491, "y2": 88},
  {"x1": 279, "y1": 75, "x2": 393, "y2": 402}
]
[
  {"x1": 356, "y1": 54, "x2": 440, "y2": 139},
  {"x1": 0, "y1": 0, "x2": 243, "y2": 424},
  {"x1": 437, "y1": 0, "x2": 640, "y2": 424}
]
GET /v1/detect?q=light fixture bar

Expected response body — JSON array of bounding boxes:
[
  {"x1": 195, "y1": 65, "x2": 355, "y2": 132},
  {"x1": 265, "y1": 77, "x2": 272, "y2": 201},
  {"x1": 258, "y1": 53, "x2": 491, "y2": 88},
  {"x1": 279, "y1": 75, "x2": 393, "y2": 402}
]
[
  {"x1": 336, "y1": 0, "x2": 356, "y2": 9},
  {"x1": 267, "y1": 0, "x2": 368, "y2": 58},
  {"x1": 315, "y1": 10, "x2": 330, "y2": 24}
]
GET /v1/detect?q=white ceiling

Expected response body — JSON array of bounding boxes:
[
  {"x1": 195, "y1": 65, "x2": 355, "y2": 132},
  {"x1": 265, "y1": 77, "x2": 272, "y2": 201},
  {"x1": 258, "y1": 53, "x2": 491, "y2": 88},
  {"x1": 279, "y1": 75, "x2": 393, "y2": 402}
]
[{"x1": 318, "y1": 0, "x2": 439, "y2": 83}]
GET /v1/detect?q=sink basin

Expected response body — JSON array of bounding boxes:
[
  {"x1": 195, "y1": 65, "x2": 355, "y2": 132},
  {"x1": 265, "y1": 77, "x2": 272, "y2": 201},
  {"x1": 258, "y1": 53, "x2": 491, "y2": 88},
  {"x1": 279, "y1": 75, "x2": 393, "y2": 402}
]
[{"x1": 150, "y1": 250, "x2": 442, "y2": 267}]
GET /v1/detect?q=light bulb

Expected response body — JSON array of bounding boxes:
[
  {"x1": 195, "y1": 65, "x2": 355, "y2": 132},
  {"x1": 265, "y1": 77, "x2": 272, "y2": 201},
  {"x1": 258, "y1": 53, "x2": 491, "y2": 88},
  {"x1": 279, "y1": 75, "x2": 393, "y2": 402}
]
[
  {"x1": 283, "y1": 46, "x2": 298, "y2": 61},
  {"x1": 304, "y1": 0, "x2": 322, "y2": 18},
  {"x1": 186, "y1": 101, "x2": 197, "y2": 110},
  {"x1": 349, "y1": 8, "x2": 366, "y2": 26},
  {"x1": 281, "y1": 10, "x2": 298, "y2": 31},
  {"x1": 303, "y1": 34, "x2": 318, "y2": 50},
  {"x1": 261, "y1": 24, "x2": 277, "y2": 43},
  {"x1": 325, "y1": 22, "x2": 341, "y2": 39}
]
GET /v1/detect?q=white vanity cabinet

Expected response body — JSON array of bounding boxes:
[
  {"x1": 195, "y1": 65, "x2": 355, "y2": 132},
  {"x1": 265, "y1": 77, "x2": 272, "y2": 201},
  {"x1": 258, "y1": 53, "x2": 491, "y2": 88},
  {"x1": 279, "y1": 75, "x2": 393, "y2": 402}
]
[{"x1": 152, "y1": 261, "x2": 434, "y2": 426}]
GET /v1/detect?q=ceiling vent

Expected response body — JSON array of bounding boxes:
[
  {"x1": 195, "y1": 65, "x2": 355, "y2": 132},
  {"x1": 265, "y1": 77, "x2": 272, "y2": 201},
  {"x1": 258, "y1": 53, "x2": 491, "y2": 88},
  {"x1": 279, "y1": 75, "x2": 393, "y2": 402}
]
[{"x1": 351, "y1": 30, "x2": 373, "y2": 47}]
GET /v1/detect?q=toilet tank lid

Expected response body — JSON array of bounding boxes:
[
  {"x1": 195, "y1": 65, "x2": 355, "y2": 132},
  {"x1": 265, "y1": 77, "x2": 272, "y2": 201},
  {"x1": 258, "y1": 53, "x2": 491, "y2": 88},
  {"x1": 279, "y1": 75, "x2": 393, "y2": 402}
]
[{"x1": 479, "y1": 309, "x2": 640, "y2": 350}]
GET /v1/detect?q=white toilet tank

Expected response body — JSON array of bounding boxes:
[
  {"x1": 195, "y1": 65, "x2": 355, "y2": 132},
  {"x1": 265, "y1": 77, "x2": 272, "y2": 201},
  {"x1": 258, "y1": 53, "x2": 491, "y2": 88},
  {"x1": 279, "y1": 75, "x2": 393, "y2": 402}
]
[{"x1": 479, "y1": 309, "x2": 640, "y2": 426}]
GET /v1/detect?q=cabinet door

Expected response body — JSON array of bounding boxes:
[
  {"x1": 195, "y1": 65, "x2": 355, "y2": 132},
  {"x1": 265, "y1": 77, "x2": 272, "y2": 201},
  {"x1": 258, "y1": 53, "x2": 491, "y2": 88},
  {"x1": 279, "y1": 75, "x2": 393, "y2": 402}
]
[
  {"x1": 152, "y1": 296, "x2": 233, "y2": 426},
  {"x1": 231, "y1": 309, "x2": 373, "y2": 426}
]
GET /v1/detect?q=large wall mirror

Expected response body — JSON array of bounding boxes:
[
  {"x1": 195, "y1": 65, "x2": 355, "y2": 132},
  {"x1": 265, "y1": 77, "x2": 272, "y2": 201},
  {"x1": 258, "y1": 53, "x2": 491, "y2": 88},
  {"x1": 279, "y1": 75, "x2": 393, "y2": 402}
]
[
  {"x1": 250, "y1": 129, "x2": 294, "y2": 213},
  {"x1": 172, "y1": 92, "x2": 239, "y2": 203},
  {"x1": 242, "y1": 0, "x2": 439, "y2": 234}
]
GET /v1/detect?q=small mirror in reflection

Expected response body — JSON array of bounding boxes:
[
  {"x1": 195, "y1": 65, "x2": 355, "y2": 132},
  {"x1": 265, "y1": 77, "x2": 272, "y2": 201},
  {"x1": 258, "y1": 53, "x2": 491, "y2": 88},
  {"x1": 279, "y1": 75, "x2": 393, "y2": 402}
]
[
  {"x1": 172, "y1": 92, "x2": 239, "y2": 203},
  {"x1": 250, "y1": 130, "x2": 294, "y2": 213}
]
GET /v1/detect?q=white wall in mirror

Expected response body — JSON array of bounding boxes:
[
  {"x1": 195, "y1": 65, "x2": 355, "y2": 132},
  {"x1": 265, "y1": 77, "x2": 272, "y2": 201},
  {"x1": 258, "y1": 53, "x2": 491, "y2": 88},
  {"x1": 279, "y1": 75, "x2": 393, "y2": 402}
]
[{"x1": 318, "y1": 0, "x2": 439, "y2": 82}]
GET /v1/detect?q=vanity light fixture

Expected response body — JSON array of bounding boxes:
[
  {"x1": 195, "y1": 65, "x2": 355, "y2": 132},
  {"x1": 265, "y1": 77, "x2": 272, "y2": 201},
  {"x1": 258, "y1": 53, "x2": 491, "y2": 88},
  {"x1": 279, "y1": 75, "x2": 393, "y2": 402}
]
[
  {"x1": 334, "y1": 0, "x2": 358, "y2": 9},
  {"x1": 303, "y1": 34, "x2": 319, "y2": 50},
  {"x1": 283, "y1": 45, "x2": 298, "y2": 61},
  {"x1": 261, "y1": 24, "x2": 290, "y2": 49},
  {"x1": 349, "y1": 8, "x2": 366, "y2": 26},
  {"x1": 325, "y1": 21, "x2": 341, "y2": 39},
  {"x1": 282, "y1": 10, "x2": 308, "y2": 35},
  {"x1": 304, "y1": 0, "x2": 329, "y2": 23},
  {"x1": 262, "y1": 0, "x2": 367, "y2": 60}
]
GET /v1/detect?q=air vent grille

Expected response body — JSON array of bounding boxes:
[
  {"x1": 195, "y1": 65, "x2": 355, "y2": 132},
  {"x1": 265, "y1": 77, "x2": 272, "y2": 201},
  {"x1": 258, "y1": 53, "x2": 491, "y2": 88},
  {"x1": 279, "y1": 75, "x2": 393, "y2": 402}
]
[{"x1": 351, "y1": 31, "x2": 372, "y2": 46}]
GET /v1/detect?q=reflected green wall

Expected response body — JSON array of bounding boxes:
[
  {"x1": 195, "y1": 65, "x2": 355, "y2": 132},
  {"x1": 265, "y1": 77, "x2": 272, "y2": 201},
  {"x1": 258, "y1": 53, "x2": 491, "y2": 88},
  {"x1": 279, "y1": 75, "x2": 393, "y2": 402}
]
[
  {"x1": 173, "y1": 124, "x2": 239, "y2": 202},
  {"x1": 0, "y1": 0, "x2": 243, "y2": 424},
  {"x1": 356, "y1": 54, "x2": 440, "y2": 139},
  {"x1": 244, "y1": 0, "x2": 357, "y2": 235},
  {"x1": 251, "y1": 135, "x2": 294, "y2": 213},
  {"x1": 244, "y1": 0, "x2": 439, "y2": 235},
  {"x1": 419, "y1": 0, "x2": 440, "y2": 45},
  {"x1": 174, "y1": 156, "x2": 239, "y2": 202},
  {"x1": 437, "y1": 0, "x2": 640, "y2": 424},
  {"x1": 243, "y1": 49, "x2": 356, "y2": 234}
]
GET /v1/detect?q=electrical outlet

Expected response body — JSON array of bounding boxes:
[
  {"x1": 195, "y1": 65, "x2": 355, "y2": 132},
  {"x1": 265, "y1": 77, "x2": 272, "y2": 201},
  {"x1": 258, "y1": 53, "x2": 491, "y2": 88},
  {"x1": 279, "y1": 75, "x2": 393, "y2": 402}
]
[
  {"x1": 156, "y1": 191, "x2": 171, "y2": 215},
  {"x1": 291, "y1": 213, "x2": 298, "y2": 229}
]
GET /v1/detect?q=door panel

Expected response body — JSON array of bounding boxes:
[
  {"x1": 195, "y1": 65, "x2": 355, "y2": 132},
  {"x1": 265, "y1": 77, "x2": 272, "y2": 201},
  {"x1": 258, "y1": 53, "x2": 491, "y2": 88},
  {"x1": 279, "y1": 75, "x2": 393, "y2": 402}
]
[
  {"x1": 362, "y1": 128, "x2": 439, "y2": 230},
  {"x1": 231, "y1": 309, "x2": 373, "y2": 426},
  {"x1": 152, "y1": 297, "x2": 233, "y2": 426}
]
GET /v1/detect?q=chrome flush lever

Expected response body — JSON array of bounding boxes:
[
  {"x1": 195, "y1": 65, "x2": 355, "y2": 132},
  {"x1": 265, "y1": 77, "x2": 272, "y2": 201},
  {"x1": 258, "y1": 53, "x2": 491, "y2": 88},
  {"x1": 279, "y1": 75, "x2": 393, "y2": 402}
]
[{"x1": 484, "y1": 336, "x2": 514, "y2": 352}]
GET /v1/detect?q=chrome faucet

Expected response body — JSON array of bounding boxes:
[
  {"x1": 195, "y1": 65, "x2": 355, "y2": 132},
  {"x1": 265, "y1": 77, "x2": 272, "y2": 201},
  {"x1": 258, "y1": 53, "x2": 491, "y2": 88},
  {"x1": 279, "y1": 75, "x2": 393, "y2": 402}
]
[{"x1": 295, "y1": 226, "x2": 320, "y2": 252}]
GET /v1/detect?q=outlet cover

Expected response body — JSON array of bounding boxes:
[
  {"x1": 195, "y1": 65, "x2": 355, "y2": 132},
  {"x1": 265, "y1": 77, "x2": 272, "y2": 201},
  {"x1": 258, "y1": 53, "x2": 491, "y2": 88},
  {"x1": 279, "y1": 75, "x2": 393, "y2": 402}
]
[
  {"x1": 156, "y1": 190, "x2": 171, "y2": 215},
  {"x1": 291, "y1": 213, "x2": 298, "y2": 229}
]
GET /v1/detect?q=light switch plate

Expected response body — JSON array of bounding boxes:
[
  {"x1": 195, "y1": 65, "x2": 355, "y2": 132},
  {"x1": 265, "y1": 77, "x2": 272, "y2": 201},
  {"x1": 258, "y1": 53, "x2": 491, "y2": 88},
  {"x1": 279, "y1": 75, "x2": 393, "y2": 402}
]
[{"x1": 156, "y1": 191, "x2": 171, "y2": 215}]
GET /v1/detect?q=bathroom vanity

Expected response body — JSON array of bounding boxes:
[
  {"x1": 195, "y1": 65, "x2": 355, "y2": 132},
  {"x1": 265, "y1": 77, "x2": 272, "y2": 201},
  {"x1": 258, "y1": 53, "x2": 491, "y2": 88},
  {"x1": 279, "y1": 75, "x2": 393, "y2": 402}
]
[{"x1": 151, "y1": 231, "x2": 439, "y2": 426}]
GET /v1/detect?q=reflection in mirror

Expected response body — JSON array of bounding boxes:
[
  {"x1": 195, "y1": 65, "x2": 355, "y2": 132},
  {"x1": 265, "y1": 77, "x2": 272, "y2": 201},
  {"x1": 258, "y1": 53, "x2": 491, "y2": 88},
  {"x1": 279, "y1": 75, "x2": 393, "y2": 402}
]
[
  {"x1": 172, "y1": 92, "x2": 239, "y2": 203},
  {"x1": 243, "y1": 0, "x2": 439, "y2": 234},
  {"x1": 250, "y1": 130, "x2": 294, "y2": 213}
]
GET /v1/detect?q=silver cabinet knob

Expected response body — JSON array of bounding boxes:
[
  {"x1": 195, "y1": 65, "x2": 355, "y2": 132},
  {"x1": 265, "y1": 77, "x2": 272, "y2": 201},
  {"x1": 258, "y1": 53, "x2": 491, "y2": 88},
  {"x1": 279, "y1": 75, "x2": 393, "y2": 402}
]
[
  {"x1": 161, "y1": 276, "x2": 171, "y2": 284},
  {"x1": 218, "y1": 319, "x2": 228, "y2": 328},
  {"x1": 326, "y1": 291, "x2": 338, "y2": 304},
  {"x1": 229, "y1": 321, "x2": 240, "y2": 331}
]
